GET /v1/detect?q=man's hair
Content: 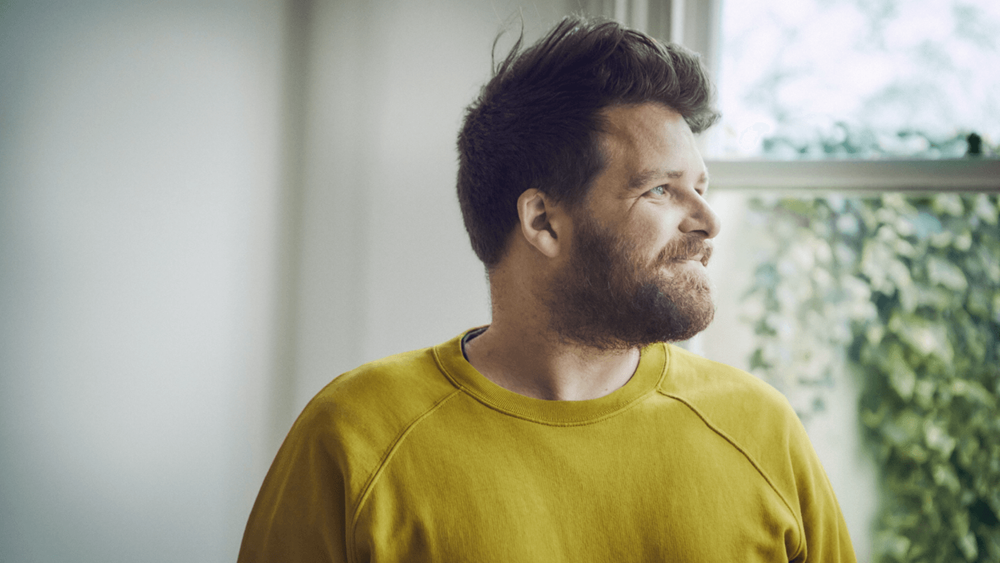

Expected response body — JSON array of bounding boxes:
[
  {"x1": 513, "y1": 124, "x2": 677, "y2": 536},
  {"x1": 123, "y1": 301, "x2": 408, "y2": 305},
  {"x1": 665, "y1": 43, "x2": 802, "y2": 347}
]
[{"x1": 456, "y1": 15, "x2": 719, "y2": 268}]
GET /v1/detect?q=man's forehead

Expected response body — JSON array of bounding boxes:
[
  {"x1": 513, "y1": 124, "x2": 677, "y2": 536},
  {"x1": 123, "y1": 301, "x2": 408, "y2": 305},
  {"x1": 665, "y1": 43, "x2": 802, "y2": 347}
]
[
  {"x1": 600, "y1": 102, "x2": 689, "y2": 137},
  {"x1": 596, "y1": 104, "x2": 704, "y2": 183},
  {"x1": 599, "y1": 105, "x2": 694, "y2": 159}
]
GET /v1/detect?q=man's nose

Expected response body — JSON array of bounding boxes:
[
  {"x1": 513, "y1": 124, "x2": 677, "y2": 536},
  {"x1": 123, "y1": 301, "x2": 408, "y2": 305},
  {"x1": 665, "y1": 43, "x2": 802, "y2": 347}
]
[{"x1": 678, "y1": 193, "x2": 721, "y2": 239}]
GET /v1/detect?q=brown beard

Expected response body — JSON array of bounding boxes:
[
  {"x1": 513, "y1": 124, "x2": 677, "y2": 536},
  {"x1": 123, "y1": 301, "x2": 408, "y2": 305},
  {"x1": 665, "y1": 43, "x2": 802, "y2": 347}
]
[{"x1": 545, "y1": 212, "x2": 715, "y2": 350}]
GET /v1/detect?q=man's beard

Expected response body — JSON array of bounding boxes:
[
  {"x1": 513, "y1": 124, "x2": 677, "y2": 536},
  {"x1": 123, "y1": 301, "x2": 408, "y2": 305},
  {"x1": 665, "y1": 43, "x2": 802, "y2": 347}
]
[{"x1": 546, "y1": 213, "x2": 715, "y2": 351}]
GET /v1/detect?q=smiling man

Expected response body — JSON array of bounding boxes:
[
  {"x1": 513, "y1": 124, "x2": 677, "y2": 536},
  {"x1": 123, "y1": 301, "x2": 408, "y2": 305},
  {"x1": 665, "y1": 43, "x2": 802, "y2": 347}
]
[{"x1": 238, "y1": 16, "x2": 857, "y2": 562}]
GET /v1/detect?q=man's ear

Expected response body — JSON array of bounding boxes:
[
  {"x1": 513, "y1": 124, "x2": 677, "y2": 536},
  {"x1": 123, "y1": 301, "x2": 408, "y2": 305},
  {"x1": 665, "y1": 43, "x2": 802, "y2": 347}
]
[{"x1": 517, "y1": 189, "x2": 566, "y2": 259}]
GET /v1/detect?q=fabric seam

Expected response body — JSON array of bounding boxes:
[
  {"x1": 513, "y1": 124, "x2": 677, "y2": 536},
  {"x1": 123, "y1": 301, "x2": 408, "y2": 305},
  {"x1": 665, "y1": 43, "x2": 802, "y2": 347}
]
[
  {"x1": 457, "y1": 387, "x2": 654, "y2": 426},
  {"x1": 433, "y1": 343, "x2": 662, "y2": 427},
  {"x1": 348, "y1": 389, "x2": 461, "y2": 563},
  {"x1": 658, "y1": 390, "x2": 806, "y2": 559}
]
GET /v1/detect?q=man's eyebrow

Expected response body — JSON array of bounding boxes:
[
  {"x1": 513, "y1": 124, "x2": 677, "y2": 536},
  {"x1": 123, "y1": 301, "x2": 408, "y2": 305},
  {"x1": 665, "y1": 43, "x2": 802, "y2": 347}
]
[{"x1": 627, "y1": 169, "x2": 709, "y2": 190}]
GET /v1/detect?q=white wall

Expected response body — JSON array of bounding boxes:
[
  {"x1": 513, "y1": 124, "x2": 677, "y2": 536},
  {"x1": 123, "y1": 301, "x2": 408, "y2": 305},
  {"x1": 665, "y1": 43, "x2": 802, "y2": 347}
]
[{"x1": 0, "y1": 2, "x2": 285, "y2": 561}]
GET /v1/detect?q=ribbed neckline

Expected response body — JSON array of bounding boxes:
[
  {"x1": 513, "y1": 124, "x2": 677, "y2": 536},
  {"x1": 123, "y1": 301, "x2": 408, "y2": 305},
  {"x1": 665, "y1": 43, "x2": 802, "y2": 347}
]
[{"x1": 433, "y1": 329, "x2": 670, "y2": 426}]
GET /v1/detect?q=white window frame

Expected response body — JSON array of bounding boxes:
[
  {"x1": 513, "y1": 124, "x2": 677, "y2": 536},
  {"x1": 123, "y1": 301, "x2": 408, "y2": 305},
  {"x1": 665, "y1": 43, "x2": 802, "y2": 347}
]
[{"x1": 606, "y1": 0, "x2": 1000, "y2": 193}]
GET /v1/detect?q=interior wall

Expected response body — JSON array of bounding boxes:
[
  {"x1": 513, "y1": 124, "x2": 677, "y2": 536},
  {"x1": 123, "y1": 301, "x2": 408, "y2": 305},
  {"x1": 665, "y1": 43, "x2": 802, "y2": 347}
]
[{"x1": 0, "y1": 1, "x2": 285, "y2": 561}]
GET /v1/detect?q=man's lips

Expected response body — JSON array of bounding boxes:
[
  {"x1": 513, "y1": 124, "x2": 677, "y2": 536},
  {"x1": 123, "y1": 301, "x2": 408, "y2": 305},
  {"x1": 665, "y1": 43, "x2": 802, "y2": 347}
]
[
  {"x1": 656, "y1": 237, "x2": 713, "y2": 269},
  {"x1": 669, "y1": 255, "x2": 709, "y2": 267},
  {"x1": 667, "y1": 244, "x2": 712, "y2": 267}
]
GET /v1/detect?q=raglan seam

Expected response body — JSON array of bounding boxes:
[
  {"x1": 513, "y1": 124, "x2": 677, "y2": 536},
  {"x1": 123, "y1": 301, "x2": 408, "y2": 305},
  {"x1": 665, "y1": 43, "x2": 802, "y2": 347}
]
[
  {"x1": 347, "y1": 388, "x2": 462, "y2": 563},
  {"x1": 658, "y1": 390, "x2": 806, "y2": 560},
  {"x1": 432, "y1": 341, "x2": 668, "y2": 427}
]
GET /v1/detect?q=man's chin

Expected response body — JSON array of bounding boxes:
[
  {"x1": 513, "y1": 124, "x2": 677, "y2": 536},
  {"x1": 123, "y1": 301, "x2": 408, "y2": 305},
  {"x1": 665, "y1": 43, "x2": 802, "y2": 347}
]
[
  {"x1": 665, "y1": 304, "x2": 715, "y2": 342},
  {"x1": 648, "y1": 284, "x2": 715, "y2": 342}
]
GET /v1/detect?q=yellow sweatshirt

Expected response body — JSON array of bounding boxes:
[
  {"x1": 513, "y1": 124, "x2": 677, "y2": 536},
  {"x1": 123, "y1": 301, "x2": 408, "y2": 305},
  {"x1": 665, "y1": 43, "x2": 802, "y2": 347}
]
[{"x1": 239, "y1": 330, "x2": 856, "y2": 562}]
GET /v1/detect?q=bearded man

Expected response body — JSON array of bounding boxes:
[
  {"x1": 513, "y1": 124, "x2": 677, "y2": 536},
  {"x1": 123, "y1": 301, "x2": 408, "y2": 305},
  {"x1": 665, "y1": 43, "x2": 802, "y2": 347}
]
[{"x1": 238, "y1": 16, "x2": 857, "y2": 563}]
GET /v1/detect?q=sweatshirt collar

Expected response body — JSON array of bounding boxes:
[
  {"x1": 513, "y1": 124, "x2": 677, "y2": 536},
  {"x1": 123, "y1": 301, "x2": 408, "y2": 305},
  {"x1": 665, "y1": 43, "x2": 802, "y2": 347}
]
[{"x1": 433, "y1": 328, "x2": 669, "y2": 425}]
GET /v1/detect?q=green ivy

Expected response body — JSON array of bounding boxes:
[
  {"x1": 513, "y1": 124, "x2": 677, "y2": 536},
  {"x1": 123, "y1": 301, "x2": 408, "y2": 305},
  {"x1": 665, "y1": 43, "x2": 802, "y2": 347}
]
[{"x1": 743, "y1": 193, "x2": 1000, "y2": 562}]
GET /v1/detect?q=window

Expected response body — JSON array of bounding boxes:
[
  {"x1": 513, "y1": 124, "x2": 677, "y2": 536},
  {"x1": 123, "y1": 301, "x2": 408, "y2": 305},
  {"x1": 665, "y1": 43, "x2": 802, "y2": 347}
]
[{"x1": 713, "y1": 0, "x2": 1000, "y2": 160}]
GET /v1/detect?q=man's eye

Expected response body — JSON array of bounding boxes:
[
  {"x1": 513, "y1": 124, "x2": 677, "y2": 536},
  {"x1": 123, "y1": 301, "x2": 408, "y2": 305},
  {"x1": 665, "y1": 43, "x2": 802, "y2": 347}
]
[{"x1": 649, "y1": 185, "x2": 667, "y2": 196}]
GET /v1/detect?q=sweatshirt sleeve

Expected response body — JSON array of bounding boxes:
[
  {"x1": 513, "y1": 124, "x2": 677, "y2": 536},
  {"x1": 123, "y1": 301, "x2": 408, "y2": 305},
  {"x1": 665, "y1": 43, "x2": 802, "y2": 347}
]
[
  {"x1": 237, "y1": 404, "x2": 351, "y2": 563},
  {"x1": 787, "y1": 413, "x2": 857, "y2": 563}
]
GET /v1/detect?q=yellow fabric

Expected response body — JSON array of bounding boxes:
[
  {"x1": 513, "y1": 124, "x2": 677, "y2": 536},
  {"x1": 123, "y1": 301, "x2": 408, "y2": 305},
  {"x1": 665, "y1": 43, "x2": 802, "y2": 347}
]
[{"x1": 239, "y1": 330, "x2": 856, "y2": 562}]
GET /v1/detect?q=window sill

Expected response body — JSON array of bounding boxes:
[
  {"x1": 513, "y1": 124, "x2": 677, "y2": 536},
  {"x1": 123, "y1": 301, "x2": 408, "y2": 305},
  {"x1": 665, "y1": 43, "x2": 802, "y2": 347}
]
[{"x1": 705, "y1": 158, "x2": 1000, "y2": 192}]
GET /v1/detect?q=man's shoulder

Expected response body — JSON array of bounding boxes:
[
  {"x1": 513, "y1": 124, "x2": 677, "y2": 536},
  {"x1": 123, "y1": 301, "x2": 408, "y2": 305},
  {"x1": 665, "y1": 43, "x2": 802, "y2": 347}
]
[
  {"x1": 311, "y1": 344, "x2": 458, "y2": 417},
  {"x1": 658, "y1": 344, "x2": 804, "y2": 460},
  {"x1": 660, "y1": 344, "x2": 791, "y2": 413},
  {"x1": 289, "y1": 342, "x2": 461, "y2": 458}
]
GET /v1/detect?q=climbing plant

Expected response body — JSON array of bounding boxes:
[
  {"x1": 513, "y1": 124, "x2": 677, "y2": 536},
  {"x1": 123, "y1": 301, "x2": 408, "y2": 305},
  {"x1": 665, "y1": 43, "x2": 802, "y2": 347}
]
[{"x1": 743, "y1": 192, "x2": 1000, "y2": 562}]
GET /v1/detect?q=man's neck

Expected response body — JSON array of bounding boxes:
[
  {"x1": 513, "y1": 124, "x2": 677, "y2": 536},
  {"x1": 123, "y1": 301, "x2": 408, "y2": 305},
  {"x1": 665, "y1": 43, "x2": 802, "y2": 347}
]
[{"x1": 462, "y1": 318, "x2": 641, "y2": 402}]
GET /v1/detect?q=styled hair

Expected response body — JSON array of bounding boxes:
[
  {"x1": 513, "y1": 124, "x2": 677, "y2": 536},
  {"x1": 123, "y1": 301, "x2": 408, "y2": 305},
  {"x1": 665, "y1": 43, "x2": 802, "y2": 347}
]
[{"x1": 456, "y1": 15, "x2": 720, "y2": 268}]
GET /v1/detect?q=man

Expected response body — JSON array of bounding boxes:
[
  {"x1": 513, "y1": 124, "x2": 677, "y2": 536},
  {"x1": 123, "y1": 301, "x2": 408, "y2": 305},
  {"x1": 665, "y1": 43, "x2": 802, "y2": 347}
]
[{"x1": 238, "y1": 16, "x2": 857, "y2": 562}]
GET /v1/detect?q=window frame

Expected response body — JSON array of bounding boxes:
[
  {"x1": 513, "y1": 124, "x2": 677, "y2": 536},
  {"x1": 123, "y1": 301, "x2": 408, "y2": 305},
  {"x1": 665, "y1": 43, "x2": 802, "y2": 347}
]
[{"x1": 612, "y1": 0, "x2": 1000, "y2": 193}]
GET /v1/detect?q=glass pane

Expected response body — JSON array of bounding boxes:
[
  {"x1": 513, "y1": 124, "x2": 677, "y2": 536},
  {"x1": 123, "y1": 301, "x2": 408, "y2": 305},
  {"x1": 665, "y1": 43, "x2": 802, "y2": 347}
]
[
  {"x1": 710, "y1": 0, "x2": 1000, "y2": 159},
  {"x1": 700, "y1": 191, "x2": 1000, "y2": 561}
]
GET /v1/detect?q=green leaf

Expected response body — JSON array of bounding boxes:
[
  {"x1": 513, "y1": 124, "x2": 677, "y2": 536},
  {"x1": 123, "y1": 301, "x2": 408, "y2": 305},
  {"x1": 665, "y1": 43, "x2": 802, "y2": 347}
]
[
  {"x1": 932, "y1": 194, "x2": 965, "y2": 216},
  {"x1": 883, "y1": 410, "x2": 923, "y2": 445},
  {"x1": 957, "y1": 530, "x2": 978, "y2": 561},
  {"x1": 866, "y1": 323, "x2": 885, "y2": 344},
  {"x1": 917, "y1": 285, "x2": 957, "y2": 311},
  {"x1": 965, "y1": 287, "x2": 992, "y2": 318},
  {"x1": 925, "y1": 420, "x2": 957, "y2": 458},
  {"x1": 890, "y1": 357, "x2": 917, "y2": 400},
  {"x1": 978, "y1": 246, "x2": 1000, "y2": 285},
  {"x1": 956, "y1": 434, "x2": 981, "y2": 468},
  {"x1": 951, "y1": 379, "x2": 997, "y2": 407},
  {"x1": 954, "y1": 230, "x2": 973, "y2": 251},
  {"x1": 927, "y1": 255, "x2": 968, "y2": 291},
  {"x1": 889, "y1": 314, "x2": 953, "y2": 363},
  {"x1": 973, "y1": 193, "x2": 999, "y2": 226},
  {"x1": 875, "y1": 530, "x2": 911, "y2": 560},
  {"x1": 929, "y1": 229, "x2": 954, "y2": 248},
  {"x1": 862, "y1": 239, "x2": 895, "y2": 293}
]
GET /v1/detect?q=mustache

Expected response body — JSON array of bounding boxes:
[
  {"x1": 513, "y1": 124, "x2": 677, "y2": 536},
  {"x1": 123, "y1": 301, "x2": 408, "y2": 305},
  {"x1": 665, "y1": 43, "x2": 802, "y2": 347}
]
[{"x1": 656, "y1": 235, "x2": 713, "y2": 267}]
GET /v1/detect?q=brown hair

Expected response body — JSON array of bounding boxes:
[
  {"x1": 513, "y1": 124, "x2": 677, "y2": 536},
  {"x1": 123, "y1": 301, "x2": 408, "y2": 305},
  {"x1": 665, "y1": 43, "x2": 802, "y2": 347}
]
[{"x1": 456, "y1": 15, "x2": 720, "y2": 268}]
